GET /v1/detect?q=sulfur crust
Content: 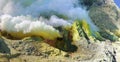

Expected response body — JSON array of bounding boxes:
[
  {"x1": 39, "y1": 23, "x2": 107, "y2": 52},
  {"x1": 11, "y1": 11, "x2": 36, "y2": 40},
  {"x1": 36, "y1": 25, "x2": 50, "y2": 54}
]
[
  {"x1": 1, "y1": 30, "x2": 61, "y2": 40},
  {"x1": 71, "y1": 21, "x2": 80, "y2": 42},
  {"x1": 114, "y1": 30, "x2": 120, "y2": 37}
]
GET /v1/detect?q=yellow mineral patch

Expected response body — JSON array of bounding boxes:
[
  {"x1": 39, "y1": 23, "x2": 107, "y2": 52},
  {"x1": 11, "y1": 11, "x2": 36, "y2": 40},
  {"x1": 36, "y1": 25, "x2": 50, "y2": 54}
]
[
  {"x1": 1, "y1": 30, "x2": 61, "y2": 40},
  {"x1": 114, "y1": 30, "x2": 120, "y2": 37},
  {"x1": 71, "y1": 21, "x2": 80, "y2": 42},
  {"x1": 80, "y1": 20, "x2": 92, "y2": 36}
]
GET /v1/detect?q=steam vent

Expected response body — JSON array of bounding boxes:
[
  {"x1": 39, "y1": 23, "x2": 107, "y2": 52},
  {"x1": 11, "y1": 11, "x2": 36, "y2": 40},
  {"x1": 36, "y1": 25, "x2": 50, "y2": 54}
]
[{"x1": 0, "y1": 0, "x2": 120, "y2": 62}]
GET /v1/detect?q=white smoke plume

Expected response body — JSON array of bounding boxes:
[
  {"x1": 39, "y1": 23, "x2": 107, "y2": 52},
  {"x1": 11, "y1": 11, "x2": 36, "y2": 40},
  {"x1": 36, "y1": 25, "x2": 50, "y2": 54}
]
[
  {"x1": 0, "y1": 0, "x2": 98, "y2": 39},
  {"x1": 0, "y1": 14, "x2": 61, "y2": 39}
]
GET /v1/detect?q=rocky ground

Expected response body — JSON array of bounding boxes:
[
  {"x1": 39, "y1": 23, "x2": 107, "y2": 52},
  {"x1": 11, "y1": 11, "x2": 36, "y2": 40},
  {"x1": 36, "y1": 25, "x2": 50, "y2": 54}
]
[{"x1": 0, "y1": 36, "x2": 120, "y2": 62}]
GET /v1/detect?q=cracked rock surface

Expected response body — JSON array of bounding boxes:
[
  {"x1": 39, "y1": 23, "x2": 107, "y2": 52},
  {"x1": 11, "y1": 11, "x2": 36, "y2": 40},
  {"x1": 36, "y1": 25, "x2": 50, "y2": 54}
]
[{"x1": 0, "y1": 37, "x2": 120, "y2": 62}]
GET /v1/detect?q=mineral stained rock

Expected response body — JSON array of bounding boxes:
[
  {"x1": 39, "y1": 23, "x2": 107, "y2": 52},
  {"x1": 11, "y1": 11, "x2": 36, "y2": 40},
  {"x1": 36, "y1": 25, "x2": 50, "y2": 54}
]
[
  {"x1": 0, "y1": 0, "x2": 120, "y2": 62},
  {"x1": 0, "y1": 37, "x2": 120, "y2": 62}
]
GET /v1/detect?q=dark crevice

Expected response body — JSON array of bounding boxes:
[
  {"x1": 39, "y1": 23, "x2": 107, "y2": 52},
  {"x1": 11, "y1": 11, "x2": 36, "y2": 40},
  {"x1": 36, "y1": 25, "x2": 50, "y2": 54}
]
[{"x1": 0, "y1": 38, "x2": 10, "y2": 54}]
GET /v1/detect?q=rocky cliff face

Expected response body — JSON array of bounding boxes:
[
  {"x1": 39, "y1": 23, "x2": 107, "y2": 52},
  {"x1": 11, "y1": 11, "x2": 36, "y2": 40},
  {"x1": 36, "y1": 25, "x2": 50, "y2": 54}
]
[
  {"x1": 89, "y1": 0, "x2": 120, "y2": 37},
  {"x1": 0, "y1": 0, "x2": 120, "y2": 62}
]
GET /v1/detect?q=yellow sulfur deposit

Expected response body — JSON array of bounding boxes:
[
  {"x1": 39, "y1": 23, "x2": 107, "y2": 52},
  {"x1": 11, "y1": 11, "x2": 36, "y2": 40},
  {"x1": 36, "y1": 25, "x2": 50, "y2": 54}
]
[{"x1": 70, "y1": 21, "x2": 80, "y2": 42}]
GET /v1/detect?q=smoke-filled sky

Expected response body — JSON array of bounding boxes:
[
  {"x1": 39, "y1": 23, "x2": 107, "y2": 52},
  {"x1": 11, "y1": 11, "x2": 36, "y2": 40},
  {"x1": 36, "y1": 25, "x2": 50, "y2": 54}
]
[{"x1": 0, "y1": 0, "x2": 98, "y2": 36}]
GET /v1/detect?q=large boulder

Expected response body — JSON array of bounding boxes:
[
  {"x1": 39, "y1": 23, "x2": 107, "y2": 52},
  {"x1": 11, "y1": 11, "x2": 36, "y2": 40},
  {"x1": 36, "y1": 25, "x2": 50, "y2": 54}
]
[{"x1": 89, "y1": 0, "x2": 120, "y2": 37}]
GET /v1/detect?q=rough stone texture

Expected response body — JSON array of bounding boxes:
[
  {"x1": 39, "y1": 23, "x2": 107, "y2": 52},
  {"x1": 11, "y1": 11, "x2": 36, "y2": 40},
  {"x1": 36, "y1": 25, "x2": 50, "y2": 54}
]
[
  {"x1": 113, "y1": 42, "x2": 120, "y2": 62},
  {"x1": 89, "y1": 0, "x2": 120, "y2": 36},
  {"x1": 0, "y1": 37, "x2": 120, "y2": 62}
]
